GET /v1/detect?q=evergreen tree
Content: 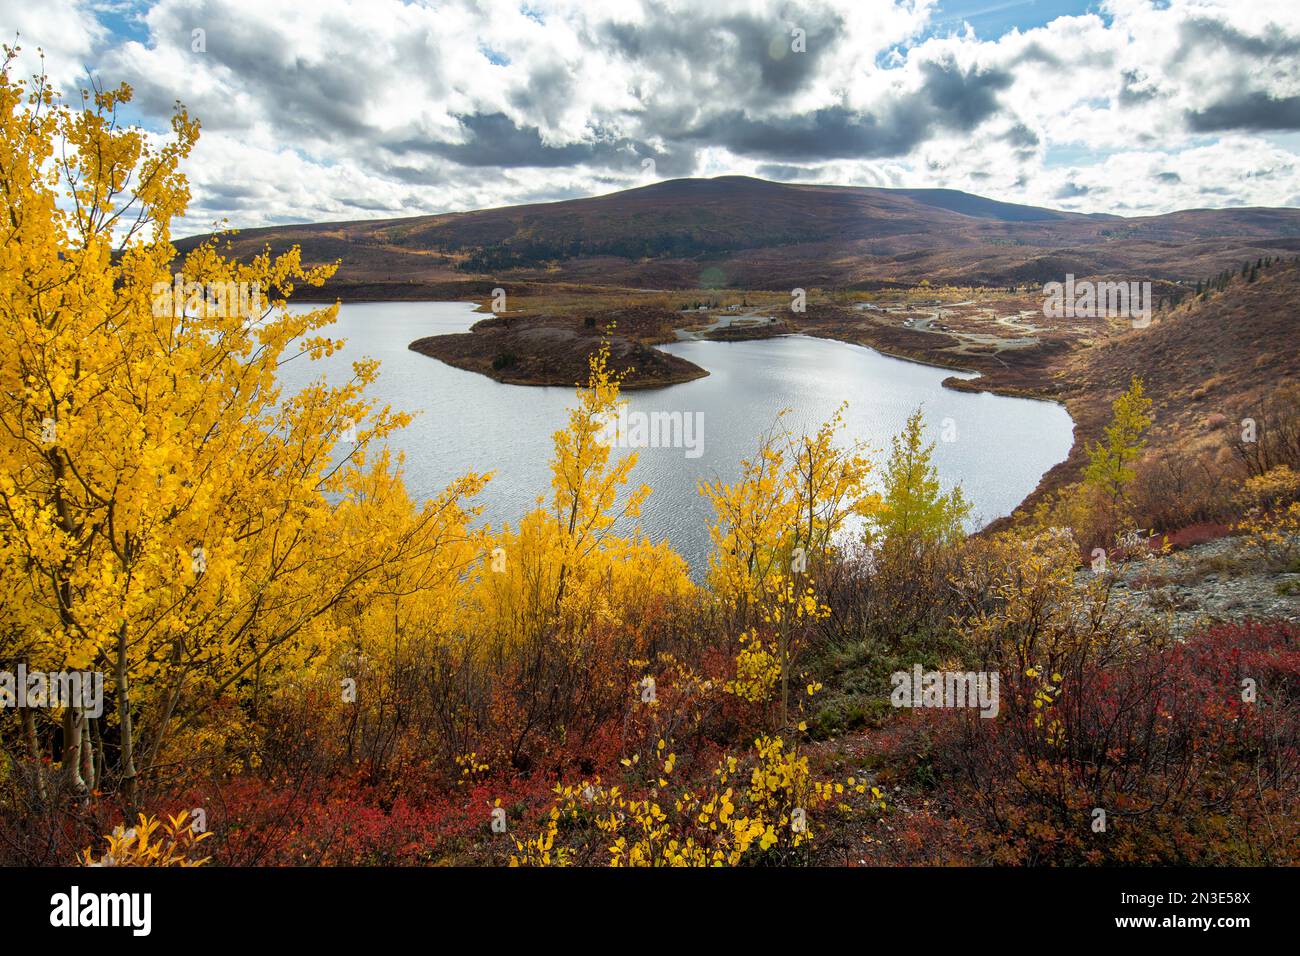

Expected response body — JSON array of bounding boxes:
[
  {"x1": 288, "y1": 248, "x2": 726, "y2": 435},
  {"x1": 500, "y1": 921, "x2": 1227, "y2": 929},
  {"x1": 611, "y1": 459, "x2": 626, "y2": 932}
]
[
  {"x1": 869, "y1": 407, "x2": 971, "y2": 553},
  {"x1": 1084, "y1": 376, "x2": 1153, "y2": 530}
]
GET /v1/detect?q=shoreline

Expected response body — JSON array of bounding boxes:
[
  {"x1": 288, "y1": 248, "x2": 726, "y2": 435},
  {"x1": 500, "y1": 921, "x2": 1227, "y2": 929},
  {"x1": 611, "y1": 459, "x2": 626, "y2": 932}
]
[{"x1": 319, "y1": 293, "x2": 1091, "y2": 527}]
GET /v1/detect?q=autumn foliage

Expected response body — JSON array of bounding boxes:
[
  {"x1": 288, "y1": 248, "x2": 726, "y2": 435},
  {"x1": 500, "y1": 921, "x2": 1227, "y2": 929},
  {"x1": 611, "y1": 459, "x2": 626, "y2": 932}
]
[{"x1": 2, "y1": 62, "x2": 1298, "y2": 868}]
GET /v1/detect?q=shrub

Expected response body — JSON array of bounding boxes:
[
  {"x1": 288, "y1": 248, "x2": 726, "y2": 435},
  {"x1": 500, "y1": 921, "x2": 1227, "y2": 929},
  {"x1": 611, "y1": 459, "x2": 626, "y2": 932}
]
[
  {"x1": 1231, "y1": 385, "x2": 1300, "y2": 478},
  {"x1": 1237, "y1": 466, "x2": 1300, "y2": 567},
  {"x1": 81, "y1": 812, "x2": 213, "y2": 867},
  {"x1": 907, "y1": 620, "x2": 1300, "y2": 865},
  {"x1": 508, "y1": 735, "x2": 883, "y2": 866}
]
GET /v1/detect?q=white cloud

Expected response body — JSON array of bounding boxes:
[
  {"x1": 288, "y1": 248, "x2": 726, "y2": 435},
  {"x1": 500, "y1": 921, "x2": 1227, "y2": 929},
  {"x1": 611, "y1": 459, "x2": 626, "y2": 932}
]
[
  {"x1": 1, "y1": 0, "x2": 107, "y2": 88},
  {"x1": 7, "y1": 0, "x2": 1299, "y2": 233}
]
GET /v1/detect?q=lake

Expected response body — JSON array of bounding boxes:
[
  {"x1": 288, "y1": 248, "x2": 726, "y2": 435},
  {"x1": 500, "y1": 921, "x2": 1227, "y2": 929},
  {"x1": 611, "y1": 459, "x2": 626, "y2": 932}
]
[{"x1": 277, "y1": 301, "x2": 1074, "y2": 574}]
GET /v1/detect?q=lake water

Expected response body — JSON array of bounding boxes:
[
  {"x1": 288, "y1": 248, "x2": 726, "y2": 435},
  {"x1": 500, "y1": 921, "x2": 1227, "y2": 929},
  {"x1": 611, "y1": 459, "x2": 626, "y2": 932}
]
[{"x1": 277, "y1": 301, "x2": 1074, "y2": 574}]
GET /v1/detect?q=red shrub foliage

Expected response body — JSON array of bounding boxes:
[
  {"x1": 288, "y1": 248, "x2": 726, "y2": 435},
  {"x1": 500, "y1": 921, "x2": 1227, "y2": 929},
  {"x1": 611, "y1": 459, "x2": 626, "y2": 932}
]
[{"x1": 878, "y1": 620, "x2": 1300, "y2": 864}]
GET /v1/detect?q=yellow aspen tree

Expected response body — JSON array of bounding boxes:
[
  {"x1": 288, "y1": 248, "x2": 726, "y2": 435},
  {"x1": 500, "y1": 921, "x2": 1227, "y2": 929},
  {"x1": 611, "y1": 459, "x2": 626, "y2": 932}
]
[
  {"x1": 467, "y1": 345, "x2": 691, "y2": 764},
  {"x1": 0, "y1": 59, "x2": 484, "y2": 808},
  {"x1": 701, "y1": 404, "x2": 876, "y2": 624},
  {"x1": 702, "y1": 405, "x2": 875, "y2": 722}
]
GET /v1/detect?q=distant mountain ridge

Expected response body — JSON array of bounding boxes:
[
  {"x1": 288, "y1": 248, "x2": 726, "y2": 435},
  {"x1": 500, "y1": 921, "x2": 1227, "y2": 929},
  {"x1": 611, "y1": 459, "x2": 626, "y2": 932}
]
[
  {"x1": 175, "y1": 176, "x2": 1300, "y2": 295},
  {"x1": 888, "y1": 187, "x2": 1076, "y2": 222}
]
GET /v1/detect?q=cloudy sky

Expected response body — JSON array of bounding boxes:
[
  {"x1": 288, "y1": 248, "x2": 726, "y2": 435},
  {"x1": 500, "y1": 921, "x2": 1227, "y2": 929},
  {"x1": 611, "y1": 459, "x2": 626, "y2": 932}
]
[{"x1": 6, "y1": 0, "x2": 1300, "y2": 236}]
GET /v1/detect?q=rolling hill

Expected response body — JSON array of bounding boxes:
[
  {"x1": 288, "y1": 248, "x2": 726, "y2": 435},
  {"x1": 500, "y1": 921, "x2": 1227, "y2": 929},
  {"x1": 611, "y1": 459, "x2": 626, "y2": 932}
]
[
  {"x1": 174, "y1": 176, "x2": 1300, "y2": 298},
  {"x1": 972, "y1": 257, "x2": 1300, "y2": 522}
]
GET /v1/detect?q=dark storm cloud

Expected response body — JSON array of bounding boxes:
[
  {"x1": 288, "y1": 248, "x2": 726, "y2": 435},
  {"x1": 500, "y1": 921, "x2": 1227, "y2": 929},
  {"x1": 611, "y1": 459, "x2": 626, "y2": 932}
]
[
  {"x1": 1171, "y1": 16, "x2": 1300, "y2": 133},
  {"x1": 1177, "y1": 17, "x2": 1300, "y2": 59},
  {"x1": 1056, "y1": 182, "x2": 1090, "y2": 198},
  {"x1": 596, "y1": 8, "x2": 843, "y2": 102},
  {"x1": 341, "y1": 196, "x2": 401, "y2": 212},
  {"x1": 412, "y1": 113, "x2": 606, "y2": 167},
  {"x1": 681, "y1": 106, "x2": 918, "y2": 160},
  {"x1": 119, "y1": 1, "x2": 387, "y2": 140},
  {"x1": 1118, "y1": 69, "x2": 1162, "y2": 105},
  {"x1": 756, "y1": 162, "x2": 819, "y2": 180},
  {"x1": 636, "y1": 150, "x2": 698, "y2": 177},
  {"x1": 727, "y1": 12, "x2": 842, "y2": 97},
  {"x1": 1156, "y1": 171, "x2": 1181, "y2": 183},
  {"x1": 918, "y1": 58, "x2": 1013, "y2": 128},
  {"x1": 1010, "y1": 42, "x2": 1062, "y2": 68},
  {"x1": 379, "y1": 163, "x2": 440, "y2": 185},
  {"x1": 393, "y1": 113, "x2": 699, "y2": 175},
  {"x1": 1186, "y1": 92, "x2": 1300, "y2": 132},
  {"x1": 382, "y1": 113, "x2": 702, "y2": 178},
  {"x1": 202, "y1": 182, "x2": 260, "y2": 201},
  {"x1": 505, "y1": 61, "x2": 578, "y2": 121},
  {"x1": 1001, "y1": 123, "x2": 1039, "y2": 148},
  {"x1": 674, "y1": 57, "x2": 1012, "y2": 160},
  {"x1": 190, "y1": 181, "x2": 262, "y2": 211}
]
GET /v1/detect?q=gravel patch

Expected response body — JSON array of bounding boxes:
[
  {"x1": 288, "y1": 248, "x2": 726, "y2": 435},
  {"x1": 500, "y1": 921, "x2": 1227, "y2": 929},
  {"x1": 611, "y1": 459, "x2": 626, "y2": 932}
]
[{"x1": 1074, "y1": 535, "x2": 1300, "y2": 636}]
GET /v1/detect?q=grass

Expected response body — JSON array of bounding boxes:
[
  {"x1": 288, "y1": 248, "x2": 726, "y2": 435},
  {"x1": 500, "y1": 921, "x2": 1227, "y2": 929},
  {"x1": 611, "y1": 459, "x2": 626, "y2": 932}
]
[{"x1": 805, "y1": 623, "x2": 966, "y2": 741}]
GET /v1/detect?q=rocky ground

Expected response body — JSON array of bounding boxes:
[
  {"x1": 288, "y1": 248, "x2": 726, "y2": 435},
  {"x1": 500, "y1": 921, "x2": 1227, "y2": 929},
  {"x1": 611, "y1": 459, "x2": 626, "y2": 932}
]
[{"x1": 1080, "y1": 534, "x2": 1300, "y2": 636}]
